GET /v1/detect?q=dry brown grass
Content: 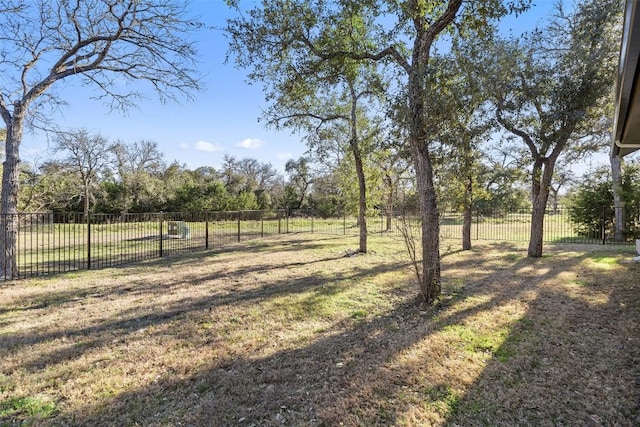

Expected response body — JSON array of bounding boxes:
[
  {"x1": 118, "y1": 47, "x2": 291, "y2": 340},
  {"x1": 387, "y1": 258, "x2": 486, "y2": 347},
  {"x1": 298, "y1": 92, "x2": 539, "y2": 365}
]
[{"x1": 0, "y1": 234, "x2": 639, "y2": 426}]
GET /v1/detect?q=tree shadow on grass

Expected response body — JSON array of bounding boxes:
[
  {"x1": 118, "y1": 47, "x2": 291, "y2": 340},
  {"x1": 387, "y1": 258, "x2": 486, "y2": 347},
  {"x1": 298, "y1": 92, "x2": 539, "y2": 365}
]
[
  {"x1": 6, "y1": 241, "x2": 636, "y2": 425},
  {"x1": 444, "y1": 256, "x2": 640, "y2": 426},
  {"x1": 33, "y1": 248, "x2": 588, "y2": 426},
  {"x1": 4, "y1": 251, "x2": 409, "y2": 373},
  {"x1": 0, "y1": 234, "x2": 359, "y2": 316}
]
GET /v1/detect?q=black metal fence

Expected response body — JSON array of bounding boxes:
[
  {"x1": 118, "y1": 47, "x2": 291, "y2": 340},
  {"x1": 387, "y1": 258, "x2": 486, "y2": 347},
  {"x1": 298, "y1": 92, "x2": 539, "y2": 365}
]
[
  {"x1": 0, "y1": 207, "x2": 634, "y2": 280},
  {"x1": 7, "y1": 210, "x2": 287, "y2": 280}
]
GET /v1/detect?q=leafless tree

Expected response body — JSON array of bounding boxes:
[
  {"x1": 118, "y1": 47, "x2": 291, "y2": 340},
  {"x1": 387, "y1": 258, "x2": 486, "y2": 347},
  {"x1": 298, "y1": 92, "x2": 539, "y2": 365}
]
[
  {"x1": 113, "y1": 140, "x2": 165, "y2": 213},
  {"x1": 0, "y1": 0, "x2": 201, "y2": 278},
  {"x1": 55, "y1": 129, "x2": 113, "y2": 219}
]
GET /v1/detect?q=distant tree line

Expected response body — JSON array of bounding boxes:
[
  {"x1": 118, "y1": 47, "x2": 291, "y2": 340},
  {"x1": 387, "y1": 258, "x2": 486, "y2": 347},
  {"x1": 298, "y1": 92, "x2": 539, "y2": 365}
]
[
  {"x1": 9, "y1": 124, "x2": 638, "y2": 240},
  {"x1": 8, "y1": 126, "x2": 539, "y2": 218}
]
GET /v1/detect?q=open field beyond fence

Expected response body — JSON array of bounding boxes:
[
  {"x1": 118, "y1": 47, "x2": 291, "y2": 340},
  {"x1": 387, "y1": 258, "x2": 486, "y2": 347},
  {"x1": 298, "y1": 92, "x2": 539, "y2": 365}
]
[
  {"x1": 1, "y1": 208, "x2": 626, "y2": 280},
  {"x1": 1, "y1": 234, "x2": 639, "y2": 425}
]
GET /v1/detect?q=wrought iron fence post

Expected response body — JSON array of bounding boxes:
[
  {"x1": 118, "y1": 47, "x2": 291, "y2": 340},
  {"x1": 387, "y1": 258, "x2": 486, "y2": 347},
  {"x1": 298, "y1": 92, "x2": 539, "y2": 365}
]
[
  {"x1": 261, "y1": 210, "x2": 264, "y2": 238},
  {"x1": 278, "y1": 210, "x2": 282, "y2": 234},
  {"x1": 159, "y1": 212, "x2": 164, "y2": 257},
  {"x1": 205, "y1": 212, "x2": 209, "y2": 249},
  {"x1": 237, "y1": 211, "x2": 241, "y2": 242},
  {"x1": 87, "y1": 213, "x2": 92, "y2": 270}
]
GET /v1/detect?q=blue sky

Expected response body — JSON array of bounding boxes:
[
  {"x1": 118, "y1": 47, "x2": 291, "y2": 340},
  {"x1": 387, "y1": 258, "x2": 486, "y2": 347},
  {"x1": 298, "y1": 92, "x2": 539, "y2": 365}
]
[{"x1": 21, "y1": 0, "x2": 570, "y2": 174}]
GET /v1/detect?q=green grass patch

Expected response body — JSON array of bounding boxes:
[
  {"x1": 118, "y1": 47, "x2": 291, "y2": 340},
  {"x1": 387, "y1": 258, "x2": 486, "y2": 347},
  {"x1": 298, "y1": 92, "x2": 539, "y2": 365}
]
[
  {"x1": 574, "y1": 279, "x2": 595, "y2": 287},
  {"x1": 351, "y1": 309, "x2": 368, "y2": 320},
  {"x1": 0, "y1": 395, "x2": 58, "y2": 421},
  {"x1": 501, "y1": 253, "x2": 521, "y2": 262},
  {"x1": 428, "y1": 385, "x2": 460, "y2": 418},
  {"x1": 441, "y1": 324, "x2": 510, "y2": 357},
  {"x1": 591, "y1": 255, "x2": 620, "y2": 267}
]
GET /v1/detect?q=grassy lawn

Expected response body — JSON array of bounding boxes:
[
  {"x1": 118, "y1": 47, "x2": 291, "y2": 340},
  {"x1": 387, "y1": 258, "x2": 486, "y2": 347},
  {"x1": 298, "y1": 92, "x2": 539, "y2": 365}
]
[{"x1": 1, "y1": 234, "x2": 639, "y2": 426}]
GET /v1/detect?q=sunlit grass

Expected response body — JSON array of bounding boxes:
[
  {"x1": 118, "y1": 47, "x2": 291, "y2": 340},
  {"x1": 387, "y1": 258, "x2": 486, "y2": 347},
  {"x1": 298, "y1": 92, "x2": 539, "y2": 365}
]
[{"x1": 0, "y1": 235, "x2": 638, "y2": 425}]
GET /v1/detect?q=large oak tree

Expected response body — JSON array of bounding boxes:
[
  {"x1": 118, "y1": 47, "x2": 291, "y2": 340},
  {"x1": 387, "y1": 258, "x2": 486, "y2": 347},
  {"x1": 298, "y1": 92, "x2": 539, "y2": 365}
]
[
  {"x1": 476, "y1": 0, "x2": 622, "y2": 257},
  {"x1": 226, "y1": 0, "x2": 528, "y2": 303}
]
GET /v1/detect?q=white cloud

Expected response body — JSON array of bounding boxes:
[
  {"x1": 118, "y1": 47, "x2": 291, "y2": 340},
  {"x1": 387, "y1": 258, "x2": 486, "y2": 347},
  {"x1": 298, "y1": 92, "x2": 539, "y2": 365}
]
[
  {"x1": 179, "y1": 142, "x2": 189, "y2": 150},
  {"x1": 194, "y1": 140, "x2": 223, "y2": 152},
  {"x1": 236, "y1": 138, "x2": 263, "y2": 149}
]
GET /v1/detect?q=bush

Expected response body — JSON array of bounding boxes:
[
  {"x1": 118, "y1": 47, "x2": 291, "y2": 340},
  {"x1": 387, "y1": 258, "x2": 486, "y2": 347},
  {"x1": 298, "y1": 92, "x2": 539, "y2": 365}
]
[{"x1": 567, "y1": 163, "x2": 640, "y2": 240}]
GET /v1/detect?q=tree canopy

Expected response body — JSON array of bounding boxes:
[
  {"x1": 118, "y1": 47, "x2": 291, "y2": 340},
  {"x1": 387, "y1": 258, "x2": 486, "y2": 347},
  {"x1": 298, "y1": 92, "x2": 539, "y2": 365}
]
[{"x1": 472, "y1": 0, "x2": 622, "y2": 256}]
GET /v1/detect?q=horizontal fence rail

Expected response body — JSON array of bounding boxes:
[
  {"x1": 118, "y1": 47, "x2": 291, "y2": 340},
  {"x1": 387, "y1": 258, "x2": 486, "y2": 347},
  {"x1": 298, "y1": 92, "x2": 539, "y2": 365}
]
[{"x1": 0, "y1": 207, "x2": 634, "y2": 280}]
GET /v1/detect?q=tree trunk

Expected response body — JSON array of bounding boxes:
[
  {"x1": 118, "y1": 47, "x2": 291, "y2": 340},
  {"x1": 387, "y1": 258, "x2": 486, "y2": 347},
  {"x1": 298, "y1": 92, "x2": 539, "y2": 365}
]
[
  {"x1": 462, "y1": 174, "x2": 472, "y2": 250},
  {"x1": 461, "y1": 137, "x2": 473, "y2": 251},
  {"x1": 0, "y1": 110, "x2": 24, "y2": 279},
  {"x1": 407, "y1": 39, "x2": 442, "y2": 303},
  {"x1": 394, "y1": 0, "x2": 461, "y2": 303},
  {"x1": 83, "y1": 183, "x2": 90, "y2": 221},
  {"x1": 383, "y1": 173, "x2": 393, "y2": 232},
  {"x1": 386, "y1": 187, "x2": 393, "y2": 232},
  {"x1": 411, "y1": 142, "x2": 441, "y2": 303},
  {"x1": 610, "y1": 153, "x2": 625, "y2": 241},
  {"x1": 529, "y1": 194, "x2": 546, "y2": 257},
  {"x1": 349, "y1": 83, "x2": 367, "y2": 254},
  {"x1": 409, "y1": 63, "x2": 441, "y2": 302},
  {"x1": 354, "y1": 152, "x2": 367, "y2": 253},
  {"x1": 528, "y1": 160, "x2": 553, "y2": 257}
]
